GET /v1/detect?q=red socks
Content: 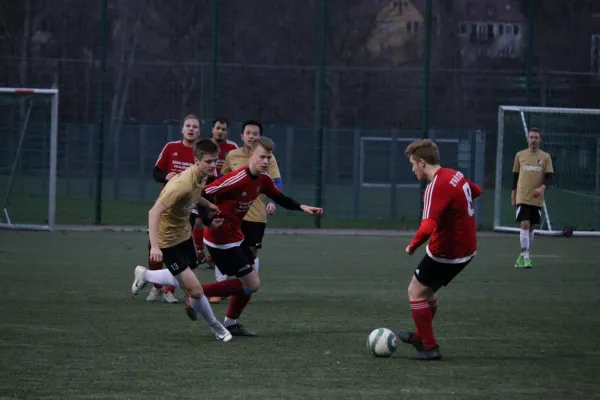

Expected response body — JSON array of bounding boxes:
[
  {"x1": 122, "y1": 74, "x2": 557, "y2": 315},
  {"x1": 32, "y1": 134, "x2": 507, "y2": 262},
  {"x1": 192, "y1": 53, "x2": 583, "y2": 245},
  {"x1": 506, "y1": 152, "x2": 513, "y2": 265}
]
[
  {"x1": 225, "y1": 294, "x2": 252, "y2": 320},
  {"x1": 410, "y1": 300, "x2": 437, "y2": 349},
  {"x1": 193, "y1": 227, "x2": 204, "y2": 251},
  {"x1": 202, "y1": 279, "x2": 246, "y2": 298}
]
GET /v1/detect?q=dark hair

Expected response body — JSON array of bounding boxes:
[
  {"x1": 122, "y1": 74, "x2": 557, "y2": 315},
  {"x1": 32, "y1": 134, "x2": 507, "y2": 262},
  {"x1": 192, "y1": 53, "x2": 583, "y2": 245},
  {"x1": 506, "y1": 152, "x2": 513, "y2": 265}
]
[
  {"x1": 242, "y1": 120, "x2": 262, "y2": 135},
  {"x1": 194, "y1": 138, "x2": 218, "y2": 160},
  {"x1": 250, "y1": 136, "x2": 275, "y2": 153},
  {"x1": 404, "y1": 139, "x2": 440, "y2": 165},
  {"x1": 212, "y1": 117, "x2": 228, "y2": 127},
  {"x1": 182, "y1": 114, "x2": 200, "y2": 126},
  {"x1": 528, "y1": 127, "x2": 542, "y2": 137}
]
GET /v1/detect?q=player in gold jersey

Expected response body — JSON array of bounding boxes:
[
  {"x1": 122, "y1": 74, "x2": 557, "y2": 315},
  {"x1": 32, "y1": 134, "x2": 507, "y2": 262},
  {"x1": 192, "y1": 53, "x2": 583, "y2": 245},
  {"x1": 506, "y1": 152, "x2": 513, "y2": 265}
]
[
  {"x1": 209, "y1": 120, "x2": 282, "y2": 304},
  {"x1": 511, "y1": 128, "x2": 554, "y2": 269},
  {"x1": 131, "y1": 139, "x2": 232, "y2": 342}
]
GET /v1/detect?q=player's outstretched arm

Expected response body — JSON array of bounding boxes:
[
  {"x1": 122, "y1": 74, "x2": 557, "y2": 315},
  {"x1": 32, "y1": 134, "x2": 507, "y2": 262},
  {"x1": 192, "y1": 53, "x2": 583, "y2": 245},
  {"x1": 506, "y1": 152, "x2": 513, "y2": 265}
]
[
  {"x1": 468, "y1": 179, "x2": 482, "y2": 199},
  {"x1": 260, "y1": 175, "x2": 323, "y2": 215}
]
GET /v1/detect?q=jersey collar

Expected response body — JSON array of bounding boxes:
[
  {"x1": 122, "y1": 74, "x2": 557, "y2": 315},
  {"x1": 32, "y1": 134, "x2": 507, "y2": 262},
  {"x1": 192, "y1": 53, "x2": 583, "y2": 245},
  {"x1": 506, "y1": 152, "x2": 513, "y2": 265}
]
[{"x1": 246, "y1": 166, "x2": 260, "y2": 180}]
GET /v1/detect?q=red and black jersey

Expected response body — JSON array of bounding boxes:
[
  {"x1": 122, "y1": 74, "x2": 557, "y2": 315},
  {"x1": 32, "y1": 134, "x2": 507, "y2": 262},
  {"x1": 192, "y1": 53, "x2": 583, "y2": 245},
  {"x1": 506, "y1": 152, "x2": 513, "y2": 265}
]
[
  {"x1": 409, "y1": 168, "x2": 482, "y2": 263},
  {"x1": 155, "y1": 140, "x2": 195, "y2": 175},
  {"x1": 202, "y1": 167, "x2": 280, "y2": 247},
  {"x1": 215, "y1": 140, "x2": 238, "y2": 175}
]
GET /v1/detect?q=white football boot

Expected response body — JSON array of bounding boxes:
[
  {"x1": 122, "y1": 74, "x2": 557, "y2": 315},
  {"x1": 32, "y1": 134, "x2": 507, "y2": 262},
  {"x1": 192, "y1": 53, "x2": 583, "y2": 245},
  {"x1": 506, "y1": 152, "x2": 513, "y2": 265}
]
[
  {"x1": 146, "y1": 287, "x2": 161, "y2": 302},
  {"x1": 131, "y1": 265, "x2": 148, "y2": 296}
]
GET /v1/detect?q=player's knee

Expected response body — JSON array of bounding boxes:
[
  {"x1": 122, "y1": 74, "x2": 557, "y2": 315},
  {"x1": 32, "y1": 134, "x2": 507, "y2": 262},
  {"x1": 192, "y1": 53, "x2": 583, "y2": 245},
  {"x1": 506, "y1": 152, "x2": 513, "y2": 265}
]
[
  {"x1": 194, "y1": 219, "x2": 204, "y2": 229},
  {"x1": 520, "y1": 220, "x2": 530, "y2": 230},
  {"x1": 407, "y1": 278, "x2": 428, "y2": 301},
  {"x1": 188, "y1": 286, "x2": 205, "y2": 299}
]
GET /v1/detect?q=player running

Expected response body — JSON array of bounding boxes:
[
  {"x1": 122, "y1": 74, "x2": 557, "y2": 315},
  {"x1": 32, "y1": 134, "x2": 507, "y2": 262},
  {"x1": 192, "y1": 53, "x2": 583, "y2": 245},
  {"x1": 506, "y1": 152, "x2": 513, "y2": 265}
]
[
  {"x1": 395, "y1": 139, "x2": 482, "y2": 361},
  {"x1": 131, "y1": 139, "x2": 232, "y2": 342},
  {"x1": 511, "y1": 128, "x2": 554, "y2": 269},
  {"x1": 192, "y1": 118, "x2": 238, "y2": 269},
  {"x1": 147, "y1": 114, "x2": 200, "y2": 303},
  {"x1": 208, "y1": 120, "x2": 283, "y2": 304},
  {"x1": 188, "y1": 136, "x2": 322, "y2": 336}
]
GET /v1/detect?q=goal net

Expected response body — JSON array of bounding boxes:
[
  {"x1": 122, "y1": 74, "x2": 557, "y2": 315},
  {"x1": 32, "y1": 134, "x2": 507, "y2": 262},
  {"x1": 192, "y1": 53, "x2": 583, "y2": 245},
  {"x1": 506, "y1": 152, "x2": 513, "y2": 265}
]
[
  {"x1": 494, "y1": 105, "x2": 600, "y2": 236},
  {"x1": 0, "y1": 88, "x2": 59, "y2": 231}
]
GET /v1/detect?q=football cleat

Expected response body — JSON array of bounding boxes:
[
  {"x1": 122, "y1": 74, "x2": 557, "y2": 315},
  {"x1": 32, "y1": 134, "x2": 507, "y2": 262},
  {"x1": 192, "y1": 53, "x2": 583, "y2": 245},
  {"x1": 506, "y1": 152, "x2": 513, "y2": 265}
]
[
  {"x1": 131, "y1": 266, "x2": 148, "y2": 296},
  {"x1": 395, "y1": 331, "x2": 425, "y2": 351},
  {"x1": 411, "y1": 346, "x2": 442, "y2": 361},
  {"x1": 226, "y1": 323, "x2": 257, "y2": 337},
  {"x1": 146, "y1": 287, "x2": 161, "y2": 302}
]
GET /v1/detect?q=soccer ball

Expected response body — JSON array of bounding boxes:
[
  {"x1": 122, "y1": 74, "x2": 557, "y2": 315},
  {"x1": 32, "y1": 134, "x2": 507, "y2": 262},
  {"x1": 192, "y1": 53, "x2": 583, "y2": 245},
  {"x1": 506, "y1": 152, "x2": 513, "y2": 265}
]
[{"x1": 367, "y1": 328, "x2": 397, "y2": 357}]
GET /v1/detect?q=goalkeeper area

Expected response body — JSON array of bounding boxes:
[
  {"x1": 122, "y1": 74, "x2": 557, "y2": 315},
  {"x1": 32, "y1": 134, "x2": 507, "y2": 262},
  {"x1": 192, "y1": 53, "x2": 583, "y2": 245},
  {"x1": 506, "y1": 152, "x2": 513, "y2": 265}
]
[
  {"x1": 495, "y1": 105, "x2": 600, "y2": 236},
  {"x1": 1, "y1": 229, "x2": 599, "y2": 399}
]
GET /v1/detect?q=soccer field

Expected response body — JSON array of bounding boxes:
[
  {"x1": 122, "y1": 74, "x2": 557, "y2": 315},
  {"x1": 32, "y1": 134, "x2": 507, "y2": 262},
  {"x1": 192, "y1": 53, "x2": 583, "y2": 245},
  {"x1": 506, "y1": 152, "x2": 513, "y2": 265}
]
[{"x1": 1, "y1": 230, "x2": 599, "y2": 399}]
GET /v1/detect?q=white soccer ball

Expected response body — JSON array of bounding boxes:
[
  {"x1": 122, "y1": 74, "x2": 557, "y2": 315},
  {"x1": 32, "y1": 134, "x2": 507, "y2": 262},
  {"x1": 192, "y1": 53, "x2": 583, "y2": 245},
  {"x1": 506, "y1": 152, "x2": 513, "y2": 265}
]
[{"x1": 367, "y1": 328, "x2": 397, "y2": 357}]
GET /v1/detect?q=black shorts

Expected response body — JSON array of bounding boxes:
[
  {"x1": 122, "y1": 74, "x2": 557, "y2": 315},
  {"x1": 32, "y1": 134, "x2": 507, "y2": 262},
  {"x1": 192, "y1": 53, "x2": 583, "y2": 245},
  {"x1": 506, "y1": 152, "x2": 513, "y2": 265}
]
[
  {"x1": 189, "y1": 212, "x2": 198, "y2": 227},
  {"x1": 205, "y1": 242, "x2": 255, "y2": 278},
  {"x1": 241, "y1": 221, "x2": 266, "y2": 249},
  {"x1": 516, "y1": 204, "x2": 542, "y2": 225},
  {"x1": 413, "y1": 254, "x2": 472, "y2": 292},
  {"x1": 161, "y1": 237, "x2": 198, "y2": 276}
]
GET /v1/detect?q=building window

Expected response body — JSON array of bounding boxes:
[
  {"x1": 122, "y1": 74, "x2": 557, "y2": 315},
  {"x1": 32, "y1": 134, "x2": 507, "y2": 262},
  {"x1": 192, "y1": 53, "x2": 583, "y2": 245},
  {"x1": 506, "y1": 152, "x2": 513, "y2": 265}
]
[
  {"x1": 505, "y1": 24, "x2": 513, "y2": 35},
  {"x1": 460, "y1": 23, "x2": 467, "y2": 35},
  {"x1": 498, "y1": 24, "x2": 504, "y2": 35},
  {"x1": 513, "y1": 25, "x2": 520, "y2": 35},
  {"x1": 413, "y1": 21, "x2": 420, "y2": 32},
  {"x1": 407, "y1": 21, "x2": 412, "y2": 33},
  {"x1": 488, "y1": 24, "x2": 494, "y2": 39}
]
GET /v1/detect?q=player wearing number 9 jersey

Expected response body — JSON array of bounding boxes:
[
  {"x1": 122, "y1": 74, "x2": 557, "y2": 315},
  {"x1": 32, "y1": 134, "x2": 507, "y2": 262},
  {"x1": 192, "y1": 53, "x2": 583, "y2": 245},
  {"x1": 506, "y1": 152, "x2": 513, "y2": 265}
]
[{"x1": 394, "y1": 139, "x2": 482, "y2": 361}]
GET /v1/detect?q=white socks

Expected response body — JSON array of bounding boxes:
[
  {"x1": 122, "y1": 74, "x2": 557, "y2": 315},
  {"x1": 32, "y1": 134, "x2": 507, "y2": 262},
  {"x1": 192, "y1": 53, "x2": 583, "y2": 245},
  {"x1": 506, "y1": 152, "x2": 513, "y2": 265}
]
[
  {"x1": 254, "y1": 257, "x2": 260, "y2": 272},
  {"x1": 145, "y1": 269, "x2": 180, "y2": 288},
  {"x1": 519, "y1": 229, "x2": 530, "y2": 259},
  {"x1": 224, "y1": 316, "x2": 237, "y2": 327},
  {"x1": 189, "y1": 295, "x2": 219, "y2": 327},
  {"x1": 529, "y1": 230, "x2": 534, "y2": 248}
]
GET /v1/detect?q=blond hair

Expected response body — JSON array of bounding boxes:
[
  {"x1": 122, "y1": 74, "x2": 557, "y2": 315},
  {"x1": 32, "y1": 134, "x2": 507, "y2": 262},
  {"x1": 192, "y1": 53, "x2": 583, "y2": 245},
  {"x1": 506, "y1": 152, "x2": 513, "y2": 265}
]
[
  {"x1": 251, "y1": 136, "x2": 275, "y2": 152},
  {"x1": 404, "y1": 139, "x2": 440, "y2": 165}
]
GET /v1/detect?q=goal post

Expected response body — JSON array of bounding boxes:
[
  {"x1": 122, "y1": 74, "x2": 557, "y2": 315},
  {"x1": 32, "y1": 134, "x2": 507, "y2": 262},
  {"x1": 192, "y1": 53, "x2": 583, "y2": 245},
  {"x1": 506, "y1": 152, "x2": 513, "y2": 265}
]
[
  {"x1": 494, "y1": 105, "x2": 600, "y2": 237},
  {"x1": 0, "y1": 87, "x2": 59, "y2": 231}
]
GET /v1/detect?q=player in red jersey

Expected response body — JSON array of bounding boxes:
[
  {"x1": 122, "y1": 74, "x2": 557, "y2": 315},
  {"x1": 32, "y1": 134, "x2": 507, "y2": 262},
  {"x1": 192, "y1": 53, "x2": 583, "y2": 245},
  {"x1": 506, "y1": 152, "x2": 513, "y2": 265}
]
[
  {"x1": 188, "y1": 136, "x2": 323, "y2": 336},
  {"x1": 147, "y1": 114, "x2": 200, "y2": 304},
  {"x1": 395, "y1": 139, "x2": 482, "y2": 361},
  {"x1": 192, "y1": 118, "x2": 238, "y2": 270}
]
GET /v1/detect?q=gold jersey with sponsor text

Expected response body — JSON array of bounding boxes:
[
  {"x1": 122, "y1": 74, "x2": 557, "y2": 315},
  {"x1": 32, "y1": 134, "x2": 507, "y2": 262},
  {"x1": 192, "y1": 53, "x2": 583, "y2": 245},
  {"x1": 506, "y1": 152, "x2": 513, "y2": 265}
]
[
  {"x1": 221, "y1": 148, "x2": 281, "y2": 223},
  {"x1": 156, "y1": 165, "x2": 208, "y2": 248},
  {"x1": 512, "y1": 149, "x2": 554, "y2": 207}
]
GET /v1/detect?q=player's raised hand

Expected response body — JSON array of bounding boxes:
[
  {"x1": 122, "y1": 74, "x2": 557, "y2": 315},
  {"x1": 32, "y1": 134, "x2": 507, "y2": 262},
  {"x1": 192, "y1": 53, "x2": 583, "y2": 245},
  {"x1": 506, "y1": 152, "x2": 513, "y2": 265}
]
[
  {"x1": 166, "y1": 172, "x2": 178, "y2": 181},
  {"x1": 266, "y1": 203, "x2": 276, "y2": 216},
  {"x1": 149, "y1": 246, "x2": 163, "y2": 263},
  {"x1": 210, "y1": 217, "x2": 224, "y2": 229},
  {"x1": 300, "y1": 205, "x2": 323, "y2": 215}
]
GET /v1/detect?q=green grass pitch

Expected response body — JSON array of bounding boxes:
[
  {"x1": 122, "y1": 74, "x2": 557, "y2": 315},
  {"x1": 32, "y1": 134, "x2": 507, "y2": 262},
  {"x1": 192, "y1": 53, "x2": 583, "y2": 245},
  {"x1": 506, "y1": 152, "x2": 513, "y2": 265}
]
[{"x1": 1, "y1": 230, "x2": 599, "y2": 399}]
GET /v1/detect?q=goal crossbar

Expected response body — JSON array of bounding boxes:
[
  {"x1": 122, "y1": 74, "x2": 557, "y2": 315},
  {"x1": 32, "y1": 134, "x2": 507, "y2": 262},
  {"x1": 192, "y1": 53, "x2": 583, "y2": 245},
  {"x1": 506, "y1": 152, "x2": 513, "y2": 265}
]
[{"x1": 0, "y1": 87, "x2": 59, "y2": 231}]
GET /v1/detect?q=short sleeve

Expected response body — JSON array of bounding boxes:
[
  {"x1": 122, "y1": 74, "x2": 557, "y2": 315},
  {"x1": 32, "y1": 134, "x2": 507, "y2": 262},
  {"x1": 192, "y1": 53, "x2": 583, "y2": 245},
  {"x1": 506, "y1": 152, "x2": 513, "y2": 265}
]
[
  {"x1": 267, "y1": 156, "x2": 281, "y2": 179},
  {"x1": 512, "y1": 153, "x2": 520, "y2": 173},
  {"x1": 155, "y1": 143, "x2": 170, "y2": 171},
  {"x1": 157, "y1": 180, "x2": 185, "y2": 208}
]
